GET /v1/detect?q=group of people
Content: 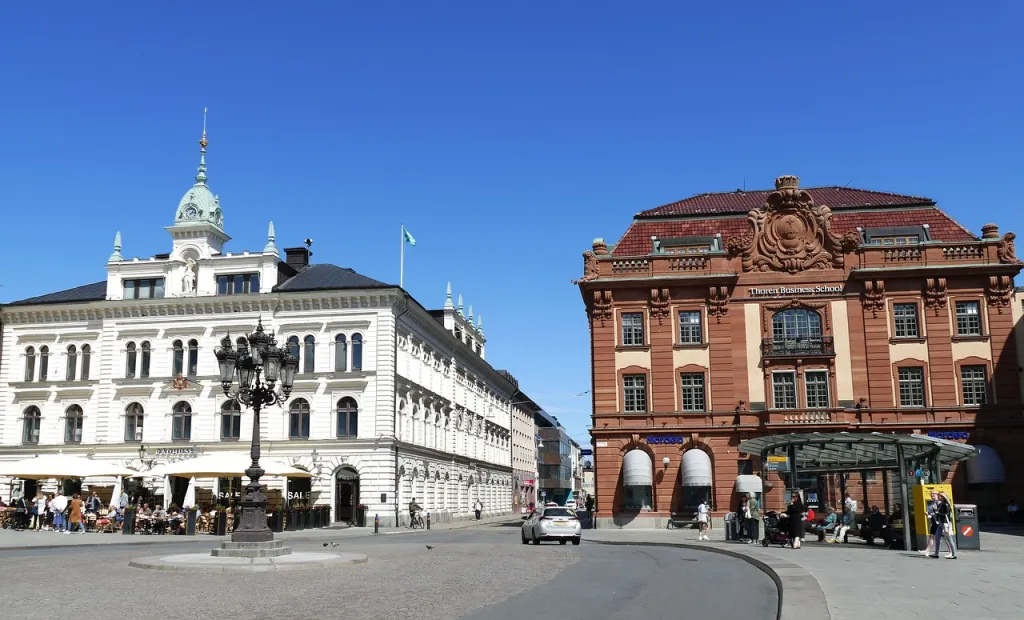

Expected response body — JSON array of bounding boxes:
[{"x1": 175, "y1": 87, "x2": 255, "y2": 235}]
[{"x1": 3, "y1": 490, "x2": 115, "y2": 533}]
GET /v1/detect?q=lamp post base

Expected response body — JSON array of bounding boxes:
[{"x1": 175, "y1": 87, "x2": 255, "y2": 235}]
[{"x1": 231, "y1": 486, "x2": 274, "y2": 543}]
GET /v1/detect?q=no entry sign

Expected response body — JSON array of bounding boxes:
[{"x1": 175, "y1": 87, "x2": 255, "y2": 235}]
[{"x1": 961, "y1": 525, "x2": 974, "y2": 537}]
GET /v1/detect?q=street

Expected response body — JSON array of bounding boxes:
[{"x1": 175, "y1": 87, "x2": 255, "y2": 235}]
[{"x1": 0, "y1": 523, "x2": 777, "y2": 620}]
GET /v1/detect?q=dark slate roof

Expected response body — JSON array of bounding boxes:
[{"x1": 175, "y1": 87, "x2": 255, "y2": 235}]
[
  {"x1": 6, "y1": 281, "x2": 108, "y2": 306},
  {"x1": 639, "y1": 186, "x2": 935, "y2": 217},
  {"x1": 273, "y1": 264, "x2": 392, "y2": 292}
]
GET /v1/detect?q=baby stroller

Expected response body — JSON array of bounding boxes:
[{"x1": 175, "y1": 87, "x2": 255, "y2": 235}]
[{"x1": 762, "y1": 511, "x2": 791, "y2": 547}]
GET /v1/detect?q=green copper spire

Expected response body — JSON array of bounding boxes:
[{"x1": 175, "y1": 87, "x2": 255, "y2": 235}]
[
  {"x1": 108, "y1": 231, "x2": 123, "y2": 262},
  {"x1": 468, "y1": 304, "x2": 474, "y2": 322},
  {"x1": 444, "y1": 282, "x2": 454, "y2": 310},
  {"x1": 263, "y1": 221, "x2": 278, "y2": 253},
  {"x1": 195, "y1": 107, "x2": 208, "y2": 184},
  {"x1": 457, "y1": 293, "x2": 464, "y2": 315}
]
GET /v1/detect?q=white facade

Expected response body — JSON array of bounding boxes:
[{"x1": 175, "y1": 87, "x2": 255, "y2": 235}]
[{"x1": 0, "y1": 133, "x2": 520, "y2": 527}]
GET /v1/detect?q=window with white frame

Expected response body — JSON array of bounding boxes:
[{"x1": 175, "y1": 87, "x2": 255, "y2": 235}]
[
  {"x1": 621, "y1": 313, "x2": 645, "y2": 346},
  {"x1": 772, "y1": 372, "x2": 797, "y2": 409},
  {"x1": 804, "y1": 370, "x2": 830, "y2": 408},
  {"x1": 303, "y1": 335, "x2": 316, "y2": 373},
  {"x1": 352, "y1": 334, "x2": 363, "y2": 371},
  {"x1": 65, "y1": 405, "x2": 84, "y2": 443},
  {"x1": 960, "y1": 365, "x2": 987, "y2": 406},
  {"x1": 125, "y1": 402, "x2": 145, "y2": 441},
  {"x1": 955, "y1": 301, "x2": 982, "y2": 336},
  {"x1": 679, "y1": 311, "x2": 703, "y2": 344},
  {"x1": 680, "y1": 373, "x2": 706, "y2": 411},
  {"x1": 38, "y1": 346, "x2": 49, "y2": 381},
  {"x1": 623, "y1": 374, "x2": 647, "y2": 412},
  {"x1": 24, "y1": 346, "x2": 35, "y2": 382},
  {"x1": 336, "y1": 397, "x2": 358, "y2": 438},
  {"x1": 187, "y1": 339, "x2": 199, "y2": 377},
  {"x1": 172, "y1": 340, "x2": 185, "y2": 376},
  {"x1": 22, "y1": 406, "x2": 41, "y2": 443},
  {"x1": 334, "y1": 334, "x2": 347, "y2": 371},
  {"x1": 126, "y1": 342, "x2": 138, "y2": 378},
  {"x1": 172, "y1": 402, "x2": 192, "y2": 441},
  {"x1": 221, "y1": 401, "x2": 241, "y2": 440},
  {"x1": 893, "y1": 303, "x2": 919, "y2": 338},
  {"x1": 289, "y1": 398, "x2": 311, "y2": 439},
  {"x1": 81, "y1": 345, "x2": 91, "y2": 381},
  {"x1": 66, "y1": 345, "x2": 77, "y2": 381},
  {"x1": 897, "y1": 367, "x2": 925, "y2": 407}
]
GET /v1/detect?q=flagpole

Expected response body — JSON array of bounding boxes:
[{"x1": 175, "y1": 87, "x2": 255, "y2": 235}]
[{"x1": 400, "y1": 224, "x2": 405, "y2": 289}]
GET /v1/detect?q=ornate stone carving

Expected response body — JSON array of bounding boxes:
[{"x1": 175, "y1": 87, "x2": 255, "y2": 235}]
[
  {"x1": 649, "y1": 288, "x2": 671, "y2": 323},
  {"x1": 924, "y1": 277, "x2": 947, "y2": 311},
  {"x1": 762, "y1": 299, "x2": 830, "y2": 331},
  {"x1": 725, "y1": 175, "x2": 858, "y2": 273},
  {"x1": 707, "y1": 286, "x2": 729, "y2": 320},
  {"x1": 986, "y1": 275, "x2": 1013, "y2": 310},
  {"x1": 590, "y1": 290, "x2": 613, "y2": 323},
  {"x1": 997, "y1": 232, "x2": 1020, "y2": 264},
  {"x1": 574, "y1": 251, "x2": 601, "y2": 284},
  {"x1": 862, "y1": 280, "x2": 885, "y2": 316}
]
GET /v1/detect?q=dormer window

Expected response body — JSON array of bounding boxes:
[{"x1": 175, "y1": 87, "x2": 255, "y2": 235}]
[
  {"x1": 123, "y1": 278, "x2": 165, "y2": 299},
  {"x1": 663, "y1": 244, "x2": 711, "y2": 255},
  {"x1": 652, "y1": 235, "x2": 719, "y2": 255},
  {"x1": 861, "y1": 225, "x2": 929, "y2": 246},
  {"x1": 216, "y1": 273, "x2": 260, "y2": 295}
]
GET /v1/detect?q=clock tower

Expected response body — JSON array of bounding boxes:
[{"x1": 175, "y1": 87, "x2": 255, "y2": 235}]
[{"x1": 166, "y1": 114, "x2": 231, "y2": 261}]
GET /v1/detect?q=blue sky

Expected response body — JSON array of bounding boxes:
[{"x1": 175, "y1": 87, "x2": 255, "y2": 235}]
[{"x1": 2, "y1": 2, "x2": 1021, "y2": 446}]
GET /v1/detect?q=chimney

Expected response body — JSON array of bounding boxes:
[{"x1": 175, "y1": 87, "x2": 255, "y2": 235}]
[{"x1": 283, "y1": 247, "x2": 312, "y2": 271}]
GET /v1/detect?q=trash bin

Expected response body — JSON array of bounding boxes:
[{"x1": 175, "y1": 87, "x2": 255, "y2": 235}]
[
  {"x1": 954, "y1": 504, "x2": 980, "y2": 551},
  {"x1": 724, "y1": 512, "x2": 737, "y2": 541}
]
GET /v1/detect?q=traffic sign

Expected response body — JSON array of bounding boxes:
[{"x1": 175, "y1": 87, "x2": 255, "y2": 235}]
[
  {"x1": 908, "y1": 469, "x2": 915, "y2": 477},
  {"x1": 961, "y1": 525, "x2": 974, "y2": 537}
]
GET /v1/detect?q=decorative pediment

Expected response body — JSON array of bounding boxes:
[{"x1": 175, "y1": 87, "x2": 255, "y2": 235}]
[
  {"x1": 761, "y1": 298, "x2": 831, "y2": 331},
  {"x1": 726, "y1": 175, "x2": 859, "y2": 273}
]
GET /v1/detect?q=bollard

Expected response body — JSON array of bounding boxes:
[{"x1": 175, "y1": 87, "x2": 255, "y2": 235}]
[
  {"x1": 374, "y1": 513, "x2": 379, "y2": 534},
  {"x1": 426, "y1": 512, "x2": 431, "y2": 530}
]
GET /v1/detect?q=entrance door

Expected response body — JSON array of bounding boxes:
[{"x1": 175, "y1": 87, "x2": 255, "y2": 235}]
[{"x1": 335, "y1": 468, "x2": 359, "y2": 523}]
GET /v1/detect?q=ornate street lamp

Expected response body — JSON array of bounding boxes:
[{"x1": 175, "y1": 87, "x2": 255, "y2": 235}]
[{"x1": 215, "y1": 319, "x2": 298, "y2": 542}]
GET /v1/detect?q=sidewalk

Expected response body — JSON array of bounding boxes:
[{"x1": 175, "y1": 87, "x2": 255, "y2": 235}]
[
  {"x1": 585, "y1": 526, "x2": 1024, "y2": 620},
  {"x1": 0, "y1": 513, "x2": 519, "y2": 551}
]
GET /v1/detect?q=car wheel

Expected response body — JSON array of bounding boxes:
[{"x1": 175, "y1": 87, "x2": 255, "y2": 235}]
[
  {"x1": 521, "y1": 532, "x2": 529, "y2": 545},
  {"x1": 572, "y1": 537, "x2": 581, "y2": 546},
  {"x1": 559, "y1": 540, "x2": 567, "y2": 545}
]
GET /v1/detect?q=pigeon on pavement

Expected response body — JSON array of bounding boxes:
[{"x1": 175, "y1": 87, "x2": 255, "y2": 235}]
[{"x1": 426, "y1": 545, "x2": 435, "y2": 550}]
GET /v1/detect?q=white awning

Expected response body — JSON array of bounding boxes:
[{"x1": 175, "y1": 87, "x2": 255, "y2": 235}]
[
  {"x1": 0, "y1": 454, "x2": 140, "y2": 480},
  {"x1": 145, "y1": 453, "x2": 312, "y2": 479},
  {"x1": 966, "y1": 445, "x2": 1006, "y2": 485},
  {"x1": 622, "y1": 449, "x2": 653, "y2": 487},
  {"x1": 735, "y1": 474, "x2": 763, "y2": 494},
  {"x1": 681, "y1": 449, "x2": 713, "y2": 487}
]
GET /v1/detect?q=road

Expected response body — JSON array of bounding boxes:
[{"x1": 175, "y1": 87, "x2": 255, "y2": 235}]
[{"x1": 0, "y1": 524, "x2": 778, "y2": 620}]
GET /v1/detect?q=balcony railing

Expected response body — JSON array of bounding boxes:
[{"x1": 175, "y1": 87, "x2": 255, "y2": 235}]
[{"x1": 761, "y1": 336, "x2": 835, "y2": 358}]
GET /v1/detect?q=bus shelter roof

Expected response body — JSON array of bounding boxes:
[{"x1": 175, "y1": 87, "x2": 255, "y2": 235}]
[{"x1": 739, "y1": 432, "x2": 976, "y2": 474}]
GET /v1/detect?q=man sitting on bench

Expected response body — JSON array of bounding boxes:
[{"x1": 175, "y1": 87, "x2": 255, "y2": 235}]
[{"x1": 815, "y1": 506, "x2": 838, "y2": 541}]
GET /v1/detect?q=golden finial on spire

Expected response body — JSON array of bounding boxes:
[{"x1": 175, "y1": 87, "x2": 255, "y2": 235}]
[{"x1": 199, "y1": 107, "x2": 208, "y2": 149}]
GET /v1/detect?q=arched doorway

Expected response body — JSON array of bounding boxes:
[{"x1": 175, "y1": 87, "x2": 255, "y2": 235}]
[{"x1": 334, "y1": 467, "x2": 359, "y2": 524}]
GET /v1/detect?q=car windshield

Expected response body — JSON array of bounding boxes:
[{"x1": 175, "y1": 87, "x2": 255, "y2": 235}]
[{"x1": 543, "y1": 508, "x2": 575, "y2": 518}]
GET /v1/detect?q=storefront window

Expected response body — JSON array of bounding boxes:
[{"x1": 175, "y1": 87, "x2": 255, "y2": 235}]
[{"x1": 622, "y1": 486, "x2": 652, "y2": 510}]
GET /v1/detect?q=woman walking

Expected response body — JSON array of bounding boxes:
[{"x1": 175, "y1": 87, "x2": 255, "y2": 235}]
[
  {"x1": 787, "y1": 494, "x2": 805, "y2": 549},
  {"x1": 32, "y1": 492, "x2": 46, "y2": 530},
  {"x1": 67, "y1": 493, "x2": 85, "y2": 535},
  {"x1": 929, "y1": 492, "x2": 957, "y2": 559}
]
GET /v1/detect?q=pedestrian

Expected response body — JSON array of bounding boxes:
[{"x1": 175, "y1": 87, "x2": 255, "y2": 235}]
[
  {"x1": 474, "y1": 499, "x2": 483, "y2": 520},
  {"x1": 12, "y1": 493, "x2": 28, "y2": 530},
  {"x1": 67, "y1": 493, "x2": 85, "y2": 535},
  {"x1": 32, "y1": 491, "x2": 47, "y2": 530},
  {"x1": 696, "y1": 498, "x2": 710, "y2": 541},
  {"x1": 50, "y1": 491, "x2": 68, "y2": 532},
  {"x1": 745, "y1": 492, "x2": 760, "y2": 544},
  {"x1": 929, "y1": 491, "x2": 957, "y2": 559},
  {"x1": 787, "y1": 494, "x2": 805, "y2": 549}
]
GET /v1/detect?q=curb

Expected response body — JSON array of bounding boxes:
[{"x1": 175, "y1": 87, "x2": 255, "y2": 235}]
[
  {"x1": 585, "y1": 539, "x2": 829, "y2": 620},
  {"x1": 127, "y1": 551, "x2": 369, "y2": 573}
]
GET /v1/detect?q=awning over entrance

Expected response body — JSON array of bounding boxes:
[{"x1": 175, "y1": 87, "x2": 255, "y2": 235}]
[
  {"x1": 623, "y1": 449, "x2": 653, "y2": 486},
  {"x1": 681, "y1": 449, "x2": 713, "y2": 487},
  {"x1": 735, "y1": 475, "x2": 763, "y2": 494},
  {"x1": 336, "y1": 468, "x2": 359, "y2": 481},
  {"x1": 738, "y1": 432, "x2": 977, "y2": 473},
  {"x1": 966, "y1": 445, "x2": 1006, "y2": 484}
]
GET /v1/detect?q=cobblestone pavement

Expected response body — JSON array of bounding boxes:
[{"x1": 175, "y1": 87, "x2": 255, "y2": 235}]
[{"x1": 586, "y1": 525, "x2": 1024, "y2": 620}]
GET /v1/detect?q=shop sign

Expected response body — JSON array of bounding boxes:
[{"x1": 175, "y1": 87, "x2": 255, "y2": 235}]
[
  {"x1": 595, "y1": 441, "x2": 609, "y2": 448},
  {"x1": 644, "y1": 435, "x2": 685, "y2": 445},
  {"x1": 749, "y1": 285, "x2": 842, "y2": 297},
  {"x1": 287, "y1": 492, "x2": 307, "y2": 500},
  {"x1": 765, "y1": 455, "x2": 789, "y2": 473},
  {"x1": 154, "y1": 447, "x2": 196, "y2": 459},
  {"x1": 927, "y1": 431, "x2": 969, "y2": 441}
]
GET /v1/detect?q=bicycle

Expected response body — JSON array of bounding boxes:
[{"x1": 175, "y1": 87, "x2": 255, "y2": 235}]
[{"x1": 410, "y1": 512, "x2": 425, "y2": 529}]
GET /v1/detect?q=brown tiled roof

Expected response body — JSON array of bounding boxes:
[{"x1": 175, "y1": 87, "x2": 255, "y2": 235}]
[
  {"x1": 612, "y1": 208, "x2": 977, "y2": 256},
  {"x1": 640, "y1": 186, "x2": 934, "y2": 217}
]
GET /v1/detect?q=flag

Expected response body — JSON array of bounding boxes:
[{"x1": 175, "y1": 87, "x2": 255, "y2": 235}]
[{"x1": 402, "y1": 225, "x2": 416, "y2": 246}]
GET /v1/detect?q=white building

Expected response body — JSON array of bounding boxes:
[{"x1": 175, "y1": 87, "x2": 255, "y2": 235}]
[{"x1": 0, "y1": 130, "x2": 527, "y2": 527}]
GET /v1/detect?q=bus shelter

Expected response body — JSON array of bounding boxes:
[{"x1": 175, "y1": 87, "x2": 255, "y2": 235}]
[{"x1": 739, "y1": 432, "x2": 977, "y2": 551}]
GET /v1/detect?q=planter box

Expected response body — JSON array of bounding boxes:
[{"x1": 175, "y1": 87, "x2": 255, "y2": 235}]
[
  {"x1": 122, "y1": 510, "x2": 136, "y2": 535},
  {"x1": 270, "y1": 511, "x2": 283, "y2": 533},
  {"x1": 185, "y1": 510, "x2": 197, "y2": 536},
  {"x1": 214, "y1": 512, "x2": 228, "y2": 536},
  {"x1": 286, "y1": 508, "x2": 297, "y2": 531}
]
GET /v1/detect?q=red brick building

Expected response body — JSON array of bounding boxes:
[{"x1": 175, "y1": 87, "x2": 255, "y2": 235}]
[{"x1": 579, "y1": 175, "x2": 1022, "y2": 528}]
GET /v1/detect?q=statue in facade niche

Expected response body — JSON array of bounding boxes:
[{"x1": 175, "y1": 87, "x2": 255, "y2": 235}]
[{"x1": 182, "y1": 258, "x2": 197, "y2": 294}]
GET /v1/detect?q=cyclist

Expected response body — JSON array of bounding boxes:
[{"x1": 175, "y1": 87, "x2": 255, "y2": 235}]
[{"x1": 408, "y1": 497, "x2": 422, "y2": 528}]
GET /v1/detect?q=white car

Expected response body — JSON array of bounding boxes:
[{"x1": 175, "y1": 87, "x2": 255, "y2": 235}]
[
  {"x1": 565, "y1": 499, "x2": 578, "y2": 510},
  {"x1": 522, "y1": 505, "x2": 582, "y2": 545}
]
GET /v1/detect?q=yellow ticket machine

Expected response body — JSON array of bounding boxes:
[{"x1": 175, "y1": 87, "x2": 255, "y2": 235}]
[{"x1": 911, "y1": 483, "x2": 955, "y2": 551}]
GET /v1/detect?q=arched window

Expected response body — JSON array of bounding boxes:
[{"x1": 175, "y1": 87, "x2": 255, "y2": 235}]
[
  {"x1": 287, "y1": 336, "x2": 300, "y2": 361},
  {"x1": 140, "y1": 341, "x2": 151, "y2": 378},
  {"x1": 24, "y1": 346, "x2": 35, "y2": 382},
  {"x1": 80, "y1": 345, "x2": 91, "y2": 381},
  {"x1": 221, "y1": 401, "x2": 241, "y2": 440},
  {"x1": 172, "y1": 402, "x2": 192, "y2": 441},
  {"x1": 771, "y1": 308, "x2": 823, "y2": 341},
  {"x1": 236, "y1": 337, "x2": 248, "y2": 353},
  {"x1": 38, "y1": 346, "x2": 49, "y2": 381},
  {"x1": 65, "y1": 405, "x2": 84, "y2": 443},
  {"x1": 125, "y1": 402, "x2": 145, "y2": 442},
  {"x1": 289, "y1": 398, "x2": 311, "y2": 439},
  {"x1": 351, "y1": 333, "x2": 363, "y2": 371},
  {"x1": 334, "y1": 334, "x2": 347, "y2": 372},
  {"x1": 22, "y1": 406, "x2": 41, "y2": 444},
  {"x1": 172, "y1": 340, "x2": 184, "y2": 376},
  {"x1": 336, "y1": 397, "x2": 358, "y2": 438},
  {"x1": 187, "y1": 339, "x2": 199, "y2": 377},
  {"x1": 66, "y1": 345, "x2": 78, "y2": 381},
  {"x1": 303, "y1": 335, "x2": 316, "y2": 374},
  {"x1": 125, "y1": 342, "x2": 137, "y2": 378}
]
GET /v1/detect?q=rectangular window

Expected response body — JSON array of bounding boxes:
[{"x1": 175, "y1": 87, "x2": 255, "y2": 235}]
[
  {"x1": 622, "y1": 486, "x2": 652, "y2": 510},
  {"x1": 772, "y1": 372, "x2": 797, "y2": 409},
  {"x1": 875, "y1": 235, "x2": 920, "y2": 245},
  {"x1": 898, "y1": 367, "x2": 925, "y2": 407},
  {"x1": 221, "y1": 412, "x2": 241, "y2": 440},
  {"x1": 737, "y1": 459, "x2": 754, "y2": 476},
  {"x1": 960, "y1": 365, "x2": 987, "y2": 405},
  {"x1": 623, "y1": 374, "x2": 647, "y2": 413},
  {"x1": 955, "y1": 301, "x2": 981, "y2": 336},
  {"x1": 122, "y1": 278, "x2": 165, "y2": 300},
  {"x1": 663, "y1": 244, "x2": 710, "y2": 254},
  {"x1": 805, "y1": 371, "x2": 830, "y2": 409},
  {"x1": 892, "y1": 303, "x2": 919, "y2": 338},
  {"x1": 679, "y1": 373, "x2": 706, "y2": 411},
  {"x1": 216, "y1": 273, "x2": 261, "y2": 295},
  {"x1": 679, "y1": 311, "x2": 703, "y2": 344},
  {"x1": 621, "y1": 313, "x2": 645, "y2": 346}
]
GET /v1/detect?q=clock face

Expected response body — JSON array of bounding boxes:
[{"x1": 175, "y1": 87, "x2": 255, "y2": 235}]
[{"x1": 182, "y1": 203, "x2": 199, "y2": 220}]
